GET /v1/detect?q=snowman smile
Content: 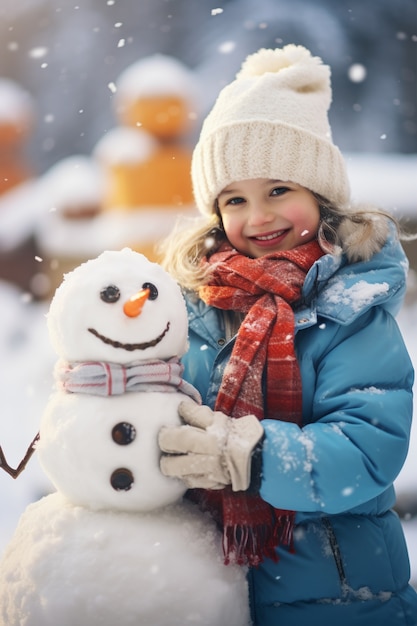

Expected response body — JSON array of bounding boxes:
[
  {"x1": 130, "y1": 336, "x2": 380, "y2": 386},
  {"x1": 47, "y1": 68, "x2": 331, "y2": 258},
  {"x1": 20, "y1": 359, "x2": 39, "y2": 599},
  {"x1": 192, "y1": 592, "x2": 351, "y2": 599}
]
[{"x1": 87, "y1": 322, "x2": 170, "y2": 351}]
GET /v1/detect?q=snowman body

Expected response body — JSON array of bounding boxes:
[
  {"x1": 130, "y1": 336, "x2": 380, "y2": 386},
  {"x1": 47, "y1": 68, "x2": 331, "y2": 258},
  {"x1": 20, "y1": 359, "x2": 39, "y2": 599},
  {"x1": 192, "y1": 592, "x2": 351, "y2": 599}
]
[
  {"x1": 39, "y1": 390, "x2": 186, "y2": 512},
  {"x1": 0, "y1": 249, "x2": 250, "y2": 626}
]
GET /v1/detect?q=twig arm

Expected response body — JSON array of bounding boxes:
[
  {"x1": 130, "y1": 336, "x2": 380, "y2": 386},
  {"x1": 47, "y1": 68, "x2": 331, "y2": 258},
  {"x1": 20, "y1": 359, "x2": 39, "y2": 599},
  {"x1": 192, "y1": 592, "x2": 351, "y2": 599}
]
[{"x1": 0, "y1": 432, "x2": 40, "y2": 479}]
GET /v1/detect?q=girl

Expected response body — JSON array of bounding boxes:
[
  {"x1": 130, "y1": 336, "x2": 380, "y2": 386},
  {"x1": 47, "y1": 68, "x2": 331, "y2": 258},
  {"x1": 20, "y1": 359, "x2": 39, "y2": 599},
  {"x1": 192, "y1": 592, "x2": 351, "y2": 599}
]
[{"x1": 158, "y1": 45, "x2": 417, "y2": 625}]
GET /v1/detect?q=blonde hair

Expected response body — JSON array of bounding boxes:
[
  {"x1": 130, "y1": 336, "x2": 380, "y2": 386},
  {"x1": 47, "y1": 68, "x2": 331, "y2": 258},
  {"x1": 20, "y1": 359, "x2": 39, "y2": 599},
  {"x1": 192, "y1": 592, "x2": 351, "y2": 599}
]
[{"x1": 160, "y1": 194, "x2": 405, "y2": 293}]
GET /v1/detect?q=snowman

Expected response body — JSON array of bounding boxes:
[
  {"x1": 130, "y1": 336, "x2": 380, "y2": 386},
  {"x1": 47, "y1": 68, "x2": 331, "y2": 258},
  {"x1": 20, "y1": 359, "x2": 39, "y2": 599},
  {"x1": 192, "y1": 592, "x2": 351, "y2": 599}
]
[{"x1": 0, "y1": 248, "x2": 250, "y2": 626}]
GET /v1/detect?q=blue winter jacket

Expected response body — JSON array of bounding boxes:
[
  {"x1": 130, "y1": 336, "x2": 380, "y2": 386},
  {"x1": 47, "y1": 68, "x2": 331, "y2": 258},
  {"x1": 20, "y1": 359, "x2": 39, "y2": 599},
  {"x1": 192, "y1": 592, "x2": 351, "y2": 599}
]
[{"x1": 181, "y1": 232, "x2": 417, "y2": 626}]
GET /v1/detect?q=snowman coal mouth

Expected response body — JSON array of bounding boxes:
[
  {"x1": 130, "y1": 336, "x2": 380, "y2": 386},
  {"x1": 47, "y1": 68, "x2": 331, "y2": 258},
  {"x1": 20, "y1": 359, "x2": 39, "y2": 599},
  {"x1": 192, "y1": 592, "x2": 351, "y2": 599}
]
[{"x1": 87, "y1": 322, "x2": 170, "y2": 351}]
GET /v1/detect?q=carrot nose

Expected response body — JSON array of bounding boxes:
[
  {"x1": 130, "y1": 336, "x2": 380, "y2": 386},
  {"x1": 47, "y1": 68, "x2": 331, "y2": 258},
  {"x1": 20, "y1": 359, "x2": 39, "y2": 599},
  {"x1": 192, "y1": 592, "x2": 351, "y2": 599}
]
[{"x1": 123, "y1": 288, "x2": 150, "y2": 318}]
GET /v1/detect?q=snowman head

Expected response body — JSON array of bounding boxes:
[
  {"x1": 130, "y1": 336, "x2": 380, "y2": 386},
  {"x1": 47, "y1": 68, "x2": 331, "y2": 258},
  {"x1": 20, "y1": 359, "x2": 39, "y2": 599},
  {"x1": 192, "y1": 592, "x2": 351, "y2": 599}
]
[{"x1": 48, "y1": 248, "x2": 189, "y2": 364}]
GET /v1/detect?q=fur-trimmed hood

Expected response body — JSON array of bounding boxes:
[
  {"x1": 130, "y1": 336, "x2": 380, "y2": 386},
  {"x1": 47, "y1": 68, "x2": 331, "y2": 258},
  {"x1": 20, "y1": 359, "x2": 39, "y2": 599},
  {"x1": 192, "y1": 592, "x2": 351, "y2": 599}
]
[{"x1": 298, "y1": 225, "x2": 408, "y2": 327}]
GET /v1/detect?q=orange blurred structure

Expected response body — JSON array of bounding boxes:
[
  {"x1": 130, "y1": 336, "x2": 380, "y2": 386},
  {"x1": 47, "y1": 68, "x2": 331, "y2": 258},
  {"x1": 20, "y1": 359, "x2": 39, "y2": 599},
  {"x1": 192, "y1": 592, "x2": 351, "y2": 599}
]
[
  {"x1": 33, "y1": 55, "x2": 200, "y2": 297},
  {"x1": 94, "y1": 54, "x2": 199, "y2": 260},
  {"x1": 0, "y1": 78, "x2": 34, "y2": 195}
]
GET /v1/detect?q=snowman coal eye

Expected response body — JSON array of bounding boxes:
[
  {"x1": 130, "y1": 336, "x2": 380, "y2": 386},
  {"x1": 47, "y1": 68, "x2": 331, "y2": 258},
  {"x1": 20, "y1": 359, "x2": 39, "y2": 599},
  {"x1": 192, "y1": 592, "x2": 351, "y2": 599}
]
[
  {"x1": 142, "y1": 282, "x2": 158, "y2": 300},
  {"x1": 100, "y1": 285, "x2": 120, "y2": 303}
]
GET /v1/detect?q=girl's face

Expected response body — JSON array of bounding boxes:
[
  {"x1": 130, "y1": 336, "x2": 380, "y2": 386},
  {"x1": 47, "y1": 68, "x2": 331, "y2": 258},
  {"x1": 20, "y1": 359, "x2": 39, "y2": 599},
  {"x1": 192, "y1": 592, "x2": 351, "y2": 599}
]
[{"x1": 217, "y1": 178, "x2": 321, "y2": 258}]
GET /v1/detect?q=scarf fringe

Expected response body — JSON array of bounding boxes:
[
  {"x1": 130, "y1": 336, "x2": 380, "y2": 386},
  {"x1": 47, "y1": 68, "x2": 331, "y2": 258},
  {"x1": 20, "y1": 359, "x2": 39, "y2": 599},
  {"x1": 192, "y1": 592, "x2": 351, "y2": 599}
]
[{"x1": 223, "y1": 509, "x2": 296, "y2": 567}]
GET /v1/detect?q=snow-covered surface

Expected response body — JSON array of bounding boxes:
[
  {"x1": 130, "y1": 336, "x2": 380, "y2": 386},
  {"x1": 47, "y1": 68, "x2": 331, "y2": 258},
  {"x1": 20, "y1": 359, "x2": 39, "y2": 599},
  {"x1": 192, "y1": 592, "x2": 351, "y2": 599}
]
[
  {"x1": 37, "y1": 154, "x2": 103, "y2": 212},
  {"x1": 36, "y1": 205, "x2": 196, "y2": 257},
  {"x1": 94, "y1": 126, "x2": 158, "y2": 164},
  {"x1": 115, "y1": 53, "x2": 200, "y2": 102},
  {"x1": 0, "y1": 493, "x2": 250, "y2": 626},
  {"x1": 346, "y1": 153, "x2": 417, "y2": 215},
  {"x1": 0, "y1": 78, "x2": 34, "y2": 125},
  {"x1": 0, "y1": 153, "x2": 197, "y2": 257},
  {"x1": 396, "y1": 295, "x2": 417, "y2": 590}
]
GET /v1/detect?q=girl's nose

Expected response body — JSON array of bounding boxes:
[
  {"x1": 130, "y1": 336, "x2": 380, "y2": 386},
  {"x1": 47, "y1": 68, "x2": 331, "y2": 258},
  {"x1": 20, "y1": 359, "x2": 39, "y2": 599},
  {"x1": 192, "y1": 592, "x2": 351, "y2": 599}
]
[
  {"x1": 123, "y1": 287, "x2": 150, "y2": 317},
  {"x1": 247, "y1": 203, "x2": 274, "y2": 226}
]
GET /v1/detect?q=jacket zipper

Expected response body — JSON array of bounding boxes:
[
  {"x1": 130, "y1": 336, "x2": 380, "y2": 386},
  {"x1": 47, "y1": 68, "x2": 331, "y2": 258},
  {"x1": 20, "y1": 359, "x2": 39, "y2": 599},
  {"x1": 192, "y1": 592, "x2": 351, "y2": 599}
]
[{"x1": 322, "y1": 517, "x2": 349, "y2": 597}]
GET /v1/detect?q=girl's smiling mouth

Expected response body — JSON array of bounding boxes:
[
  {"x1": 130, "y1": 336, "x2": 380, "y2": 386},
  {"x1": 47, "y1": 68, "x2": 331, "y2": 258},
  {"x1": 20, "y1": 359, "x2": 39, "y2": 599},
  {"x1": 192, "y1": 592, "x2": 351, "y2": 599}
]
[{"x1": 249, "y1": 229, "x2": 289, "y2": 244}]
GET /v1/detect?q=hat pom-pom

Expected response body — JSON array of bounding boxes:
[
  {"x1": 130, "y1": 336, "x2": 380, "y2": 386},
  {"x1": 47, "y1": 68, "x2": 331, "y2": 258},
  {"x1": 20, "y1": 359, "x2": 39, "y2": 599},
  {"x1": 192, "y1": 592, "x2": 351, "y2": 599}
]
[
  {"x1": 236, "y1": 44, "x2": 330, "y2": 96},
  {"x1": 236, "y1": 44, "x2": 329, "y2": 79}
]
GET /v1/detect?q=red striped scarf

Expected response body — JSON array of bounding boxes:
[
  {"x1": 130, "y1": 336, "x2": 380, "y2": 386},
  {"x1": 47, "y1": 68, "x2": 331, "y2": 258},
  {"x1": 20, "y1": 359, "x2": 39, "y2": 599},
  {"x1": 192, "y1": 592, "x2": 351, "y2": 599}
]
[{"x1": 197, "y1": 240, "x2": 324, "y2": 566}]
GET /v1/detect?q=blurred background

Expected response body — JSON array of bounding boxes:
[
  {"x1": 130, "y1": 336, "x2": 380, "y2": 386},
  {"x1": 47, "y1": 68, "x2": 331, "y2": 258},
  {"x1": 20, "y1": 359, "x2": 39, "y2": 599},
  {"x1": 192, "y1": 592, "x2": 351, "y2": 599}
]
[
  {"x1": 1, "y1": 0, "x2": 416, "y2": 164},
  {"x1": 0, "y1": 0, "x2": 416, "y2": 298},
  {"x1": 0, "y1": 0, "x2": 416, "y2": 585}
]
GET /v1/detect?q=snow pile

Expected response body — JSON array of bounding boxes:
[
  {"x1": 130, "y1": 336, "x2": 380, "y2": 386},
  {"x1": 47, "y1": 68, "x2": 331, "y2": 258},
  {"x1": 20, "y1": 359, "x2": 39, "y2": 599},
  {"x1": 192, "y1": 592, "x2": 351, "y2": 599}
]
[
  {"x1": 37, "y1": 155, "x2": 103, "y2": 214},
  {"x1": 115, "y1": 53, "x2": 199, "y2": 102},
  {"x1": 0, "y1": 78, "x2": 34, "y2": 126},
  {"x1": 94, "y1": 126, "x2": 157, "y2": 164},
  {"x1": 0, "y1": 494, "x2": 250, "y2": 626},
  {"x1": 346, "y1": 153, "x2": 417, "y2": 216}
]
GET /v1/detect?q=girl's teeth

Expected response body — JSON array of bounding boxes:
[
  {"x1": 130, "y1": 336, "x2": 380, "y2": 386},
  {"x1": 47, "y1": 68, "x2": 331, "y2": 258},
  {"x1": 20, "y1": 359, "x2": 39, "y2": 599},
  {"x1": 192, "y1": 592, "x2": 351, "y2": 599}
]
[{"x1": 256, "y1": 231, "x2": 283, "y2": 241}]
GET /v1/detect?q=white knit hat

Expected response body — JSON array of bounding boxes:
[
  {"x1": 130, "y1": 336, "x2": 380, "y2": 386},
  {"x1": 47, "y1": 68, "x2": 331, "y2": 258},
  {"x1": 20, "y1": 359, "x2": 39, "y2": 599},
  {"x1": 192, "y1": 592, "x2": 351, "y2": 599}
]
[{"x1": 191, "y1": 45, "x2": 350, "y2": 215}]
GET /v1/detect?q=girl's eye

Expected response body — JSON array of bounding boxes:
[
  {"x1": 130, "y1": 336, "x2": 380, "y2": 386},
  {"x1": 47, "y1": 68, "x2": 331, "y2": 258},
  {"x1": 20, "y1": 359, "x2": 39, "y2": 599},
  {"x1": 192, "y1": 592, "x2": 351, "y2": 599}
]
[
  {"x1": 100, "y1": 285, "x2": 120, "y2": 303},
  {"x1": 228, "y1": 196, "x2": 245, "y2": 205},
  {"x1": 220, "y1": 196, "x2": 245, "y2": 212},
  {"x1": 271, "y1": 186, "x2": 289, "y2": 196},
  {"x1": 142, "y1": 282, "x2": 158, "y2": 300}
]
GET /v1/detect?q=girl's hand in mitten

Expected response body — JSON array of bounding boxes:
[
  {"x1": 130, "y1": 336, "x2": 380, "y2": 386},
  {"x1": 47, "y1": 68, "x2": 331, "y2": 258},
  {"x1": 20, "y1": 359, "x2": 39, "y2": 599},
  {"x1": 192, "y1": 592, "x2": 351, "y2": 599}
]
[{"x1": 158, "y1": 400, "x2": 264, "y2": 491}]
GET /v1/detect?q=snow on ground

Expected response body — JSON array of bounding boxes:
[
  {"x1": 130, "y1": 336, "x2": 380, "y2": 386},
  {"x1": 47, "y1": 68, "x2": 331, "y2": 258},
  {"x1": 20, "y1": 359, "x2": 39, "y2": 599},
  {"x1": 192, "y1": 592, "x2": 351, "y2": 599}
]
[{"x1": 396, "y1": 293, "x2": 417, "y2": 588}]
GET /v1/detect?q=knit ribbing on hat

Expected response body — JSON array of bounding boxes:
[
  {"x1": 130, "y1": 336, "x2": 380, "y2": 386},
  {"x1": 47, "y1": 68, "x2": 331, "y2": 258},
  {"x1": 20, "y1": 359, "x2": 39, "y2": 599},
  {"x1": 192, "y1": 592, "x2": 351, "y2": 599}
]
[{"x1": 191, "y1": 45, "x2": 350, "y2": 215}]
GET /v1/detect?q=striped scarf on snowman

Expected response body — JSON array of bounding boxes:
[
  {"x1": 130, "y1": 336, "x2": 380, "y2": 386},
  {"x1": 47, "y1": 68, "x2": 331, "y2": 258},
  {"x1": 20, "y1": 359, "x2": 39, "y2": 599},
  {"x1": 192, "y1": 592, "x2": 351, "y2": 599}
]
[{"x1": 56, "y1": 357, "x2": 201, "y2": 404}]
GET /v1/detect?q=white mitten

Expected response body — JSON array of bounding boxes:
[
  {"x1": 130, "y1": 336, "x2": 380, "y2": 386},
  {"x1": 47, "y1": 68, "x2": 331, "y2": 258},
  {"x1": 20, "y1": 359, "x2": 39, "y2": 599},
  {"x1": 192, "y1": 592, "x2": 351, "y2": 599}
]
[{"x1": 158, "y1": 400, "x2": 264, "y2": 491}]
